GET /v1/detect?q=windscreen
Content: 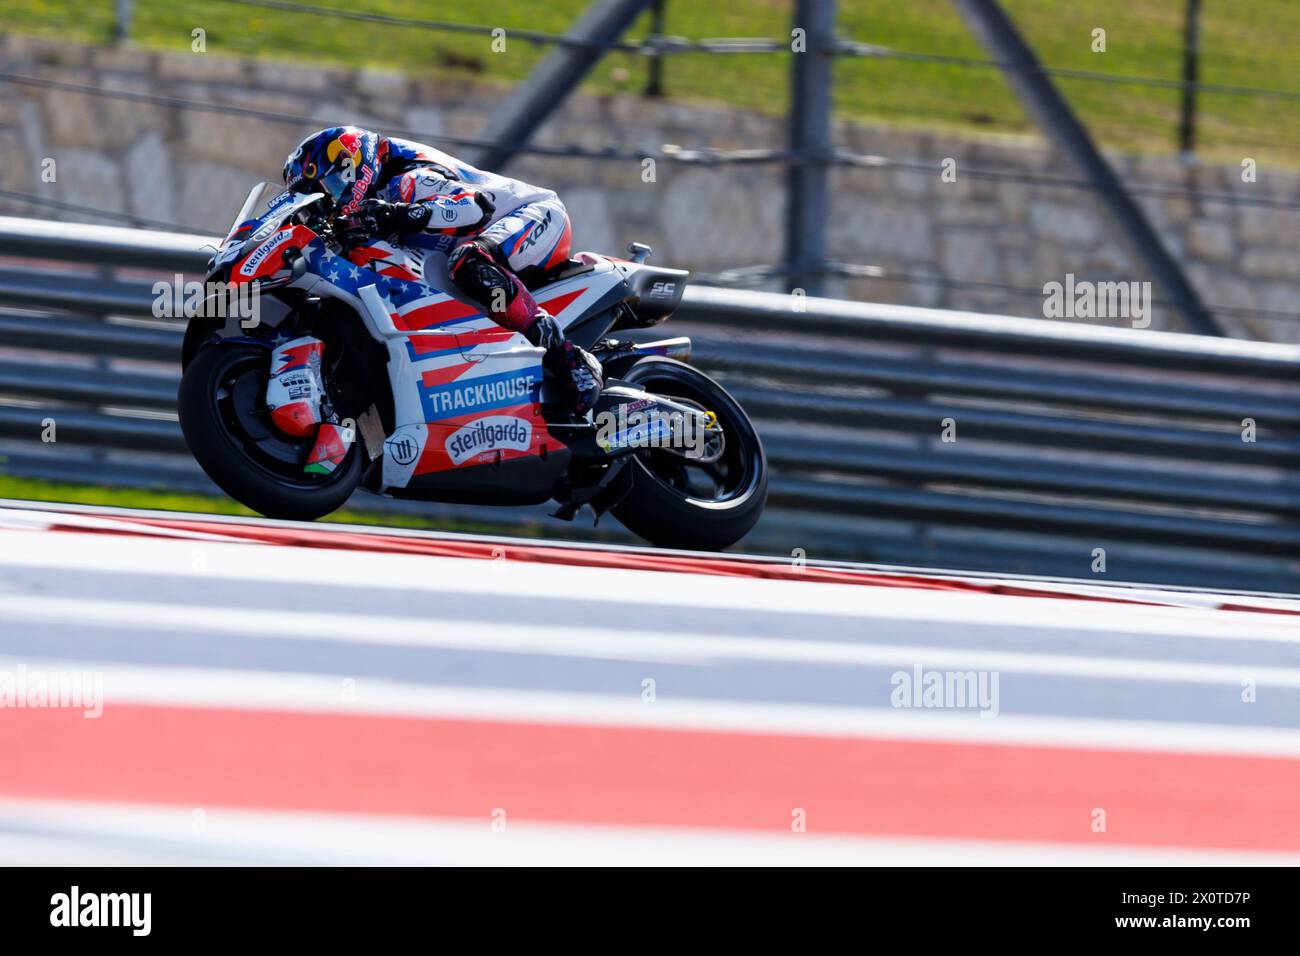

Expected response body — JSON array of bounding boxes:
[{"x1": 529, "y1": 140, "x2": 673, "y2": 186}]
[
  {"x1": 211, "y1": 183, "x2": 322, "y2": 270},
  {"x1": 227, "y1": 181, "x2": 281, "y2": 237}
]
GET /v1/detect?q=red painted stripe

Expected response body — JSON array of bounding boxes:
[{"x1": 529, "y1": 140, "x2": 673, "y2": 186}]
[
  {"x1": 1218, "y1": 602, "x2": 1300, "y2": 617},
  {"x1": 395, "y1": 298, "x2": 481, "y2": 331},
  {"x1": 420, "y1": 363, "x2": 474, "y2": 388},
  {"x1": 454, "y1": 329, "x2": 518, "y2": 347},
  {"x1": 47, "y1": 515, "x2": 1184, "y2": 609},
  {"x1": 33, "y1": 510, "x2": 1300, "y2": 615},
  {"x1": 538, "y1": 288, "x2": 585, "y2": 317},
  {"x1": 348, "y1": 246, "x2": 391, "y2": 267},
  {"x1": 5, "y1": 704, "x2": 1300, "y2": 850},
  {"x1": 272, "y1": 341, "x2": 321, "y2": 374},
  {"x1": 406, "y1": 334, "x2": 464, "y2": 358}
]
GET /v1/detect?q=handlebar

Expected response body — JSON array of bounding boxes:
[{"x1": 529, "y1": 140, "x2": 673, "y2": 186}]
[{"x1": 294, "y1": 204, "x2": 366, "y2": 250}]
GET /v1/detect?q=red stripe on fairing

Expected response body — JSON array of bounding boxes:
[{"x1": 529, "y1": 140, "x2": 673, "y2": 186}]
[
  {"x1": 7, "y1": 703, "x2": 1300, "y2": 850},
  {"x1": 273, "y1": 341, "x2": 321, "y2": 374},
  {"x1": 398, "y1": 288, "x2": 587, "y2": 334},
  {"x1": 378, "y1": 265, "x2": 421, "y2": 281},
  {"x1": 394, "y1": 298, "x2": 482, "y2": 331},
  {"x1": 406, "y1": 334, "x2": 463, "y2": 358},
  {"x1": 414, "y1": 402, "x2": 551, "y2": 475},
  {"x1": 348, "y1": 246, "x2": 391, "y2": 267},
  {"x1": 420, "y1": 363, "x2": 475, "y2": 388},
  {"x1": 229, "y1": 224, "x2": 317, "y2": 287},
  {"x1": 538, "y1": 288, "x2": 586, "y2": 316},
  {"x1": 453, "y1": 328, "x2": 518, "y2": 347}
]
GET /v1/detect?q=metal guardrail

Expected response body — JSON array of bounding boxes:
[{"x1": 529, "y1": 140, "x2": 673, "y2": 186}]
[{"x1": 0, "y1": 215, "x2": 1298, "y2": 590}]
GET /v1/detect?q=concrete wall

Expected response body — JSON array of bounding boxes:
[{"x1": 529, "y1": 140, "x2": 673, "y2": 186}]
[{"x1": 2, "y1": 34, "x2": 1298, "y2": 338}]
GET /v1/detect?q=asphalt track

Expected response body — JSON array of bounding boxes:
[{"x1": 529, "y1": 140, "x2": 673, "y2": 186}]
[{"x1": 1, "y1": 500, "x2": 1299, "y2": 865}]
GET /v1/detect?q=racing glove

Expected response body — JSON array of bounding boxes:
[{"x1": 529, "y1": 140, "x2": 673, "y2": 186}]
[
  {"x1": 349, "y1": 199, "x2": 434, "y2": 236},
  {"x1": 352, "y1": 193, "x2": 495, "y2": 238}
]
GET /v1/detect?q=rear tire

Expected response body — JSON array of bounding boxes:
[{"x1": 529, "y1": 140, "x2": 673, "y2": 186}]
[
  {"x1": 178, "y1": 344, "x2": 362, "y2": 521},
  {"x1": 609, "y1": 357, "x2": 766, "y2": 551}
]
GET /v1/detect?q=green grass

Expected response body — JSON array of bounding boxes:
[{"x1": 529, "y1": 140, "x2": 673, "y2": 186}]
[
  {"x1": 0, "y1": 474, "x2": 536, "y2": 535},
  {"x1": 9, "y1": 1, "x2": 1299, "y2": 162}
]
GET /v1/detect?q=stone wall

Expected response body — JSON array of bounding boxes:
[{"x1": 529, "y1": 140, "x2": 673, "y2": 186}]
[{"x1": 2, "y1": 34, "x2": 1298, "y2": 339}]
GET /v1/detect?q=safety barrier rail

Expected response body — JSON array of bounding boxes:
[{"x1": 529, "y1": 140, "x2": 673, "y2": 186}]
[{"x1": 1, "y1": 216, "x2": 1297, "y2": 590}]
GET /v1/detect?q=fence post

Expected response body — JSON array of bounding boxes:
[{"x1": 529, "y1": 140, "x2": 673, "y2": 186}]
[
  {"x1": 951, "y1": 0, "x2": 1221, "y2": 335},
  {"x1": 473, "y1": 0, "x2": 655, "y2": 172},
  {"x1": 644, "y1": 0, "x2": 666, "y2": 97},
  {"x1": 1178, "y1": 0, "x2": 1201, "y2": 159},
  {"x1": 115, "y1": 0, "x2": 133, "y2": 42},
  {"x1": 783, "y1": 0, "x2": 835, "y2": 297}
]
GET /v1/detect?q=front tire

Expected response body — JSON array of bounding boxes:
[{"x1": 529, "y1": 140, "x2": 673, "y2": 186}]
[
  {"x1": 178, "y1": 344, "x2": 362, "y2": 521},
  {"x1": 608, "y1": 357, "x2": 767, "y2": 551}
]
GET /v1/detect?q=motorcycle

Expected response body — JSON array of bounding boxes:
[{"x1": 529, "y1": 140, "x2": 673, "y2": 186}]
[{"x1": 177, "y1": 183, "x2": 767, "y2": 550}]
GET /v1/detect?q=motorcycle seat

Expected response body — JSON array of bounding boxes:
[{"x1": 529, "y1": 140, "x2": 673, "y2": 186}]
[{"x1": 520, "y1": 253, "x2": 599, "y2": 291}]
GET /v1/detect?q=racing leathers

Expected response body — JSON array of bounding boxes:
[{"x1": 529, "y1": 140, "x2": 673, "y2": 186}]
[{"x1": 351, "y1": 137, "x2": 602, "y2": 415}]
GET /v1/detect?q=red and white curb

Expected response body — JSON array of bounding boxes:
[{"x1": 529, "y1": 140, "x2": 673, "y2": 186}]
[{"x1": 2, "y1": 502, "x2": 1299, "y2": 864}]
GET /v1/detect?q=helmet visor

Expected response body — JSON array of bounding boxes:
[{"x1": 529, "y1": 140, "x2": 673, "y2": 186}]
[{"x1": 320, "y1": 168, "x2": 354, "y2": 204}]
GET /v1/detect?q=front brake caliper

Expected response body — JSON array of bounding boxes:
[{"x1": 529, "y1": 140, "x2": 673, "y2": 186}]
[{"x1": 266, "y1": 336, "x2": 326, "y2": 438}]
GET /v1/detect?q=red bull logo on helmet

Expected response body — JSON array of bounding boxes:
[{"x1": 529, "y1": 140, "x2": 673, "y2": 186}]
[
  {"x1": 335, "y1": 130, "x2": 362, "y2": 156},
  {"x1": 328, "y1": 129, "x2": 377, "y2": 214},
  {"x1": 342, "y1": 164, "x2": 374, "y2": 214}
]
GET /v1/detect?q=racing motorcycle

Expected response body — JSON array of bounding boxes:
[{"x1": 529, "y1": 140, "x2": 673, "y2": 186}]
[{"x1": 177, "y1": 184, "x2": 767, "y2": 550}]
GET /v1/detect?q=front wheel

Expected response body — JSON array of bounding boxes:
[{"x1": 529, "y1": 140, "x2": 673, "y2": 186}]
[
  {"x1": 608, "y1": 357, "x2": 767, "y2": 551},
  {"x1": 178, "y1": 344, "x2": 362, "y2": 521}
]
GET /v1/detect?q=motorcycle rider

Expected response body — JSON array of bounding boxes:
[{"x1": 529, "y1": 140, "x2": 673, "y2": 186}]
[{"x1": 281, "y1": 126, "x2": 602, "y2": 414}]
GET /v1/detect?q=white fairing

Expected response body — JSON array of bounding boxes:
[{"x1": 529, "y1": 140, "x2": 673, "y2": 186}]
[
  {"x1": 276, "y1": 238, "x2": 628, "y2": 492},
  {"x1": 381, "y1": 423, "x2": 428, "y2": 489},
  {"x1": 212, "y1": 188, "x2": 322, "y2": 271}
]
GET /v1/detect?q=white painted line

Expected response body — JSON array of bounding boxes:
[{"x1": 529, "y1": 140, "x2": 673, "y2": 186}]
[
  {"x1": 5, "y1": 656, "x2": 1300, "y2": 757},
  {"x1": 3, "y1": 528, "x2": 1300, "y2": 646},
  {"x1": 0, "y1": 798, "x2": 1294, "y2": 866},
  {"x1": 0, "y1": 509, "x2": 251, "y2": 543},
  {"x1": 1, "y1": 590, "x2": 1298, "y2": 688}
]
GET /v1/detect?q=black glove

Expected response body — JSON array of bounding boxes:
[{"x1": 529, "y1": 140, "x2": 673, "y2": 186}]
[{"x1": 349, "y1": 199, "x2": 432, "y2": 236}]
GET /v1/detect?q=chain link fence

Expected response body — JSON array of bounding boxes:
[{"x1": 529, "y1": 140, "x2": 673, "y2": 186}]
[{"x1": 2, "y1": 1, "x2": 1298, "y2": 336}]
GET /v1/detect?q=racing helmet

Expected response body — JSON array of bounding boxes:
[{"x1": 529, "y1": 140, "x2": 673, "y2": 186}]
[{"x1": 282, "y1": 126, "x2": 383, "y2": 214}]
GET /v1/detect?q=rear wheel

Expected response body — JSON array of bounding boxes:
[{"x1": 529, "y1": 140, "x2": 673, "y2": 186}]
[
  {"x1": 178, "y1": 344, "x2": 362, "y2": 521},
  {"x1": 608, "y1": 357, "x2": 766, "y2": 551}
]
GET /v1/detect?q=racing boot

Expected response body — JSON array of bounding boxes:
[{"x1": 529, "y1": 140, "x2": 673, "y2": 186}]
[
  {"x1": 525, "y1": 311, "x2": 603, "y2": 416},
  {"x1": 449, "y1": 239, "x2": 602, "y2": 415}
]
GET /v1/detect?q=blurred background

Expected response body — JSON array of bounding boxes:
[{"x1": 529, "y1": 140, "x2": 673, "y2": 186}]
[
  {"x1": 1, "y1": 0, "x2": 1299, "y2": 588},
  {"x1": 6, "y1": 0, "x2": 1300, "y2": 328}
]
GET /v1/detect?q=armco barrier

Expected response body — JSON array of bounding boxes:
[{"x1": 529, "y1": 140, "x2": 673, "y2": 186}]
[{"x1": 1, "y1": 215, "x2": 1298, "y2": 591}]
